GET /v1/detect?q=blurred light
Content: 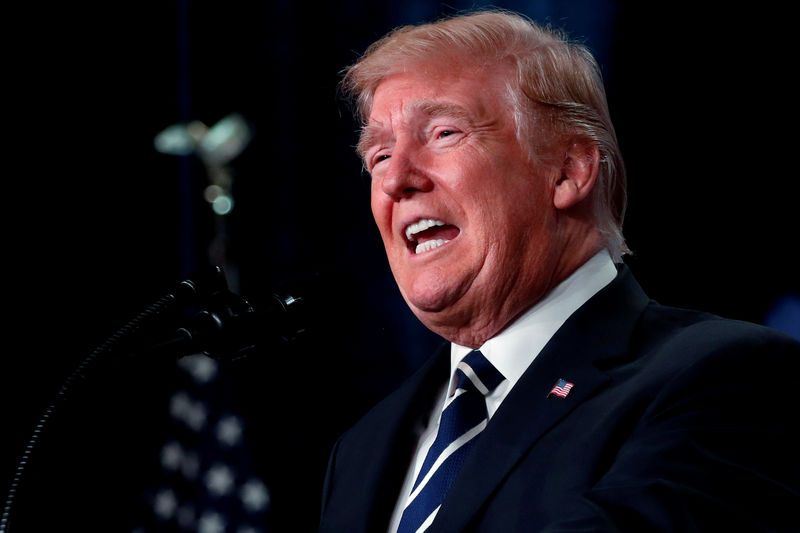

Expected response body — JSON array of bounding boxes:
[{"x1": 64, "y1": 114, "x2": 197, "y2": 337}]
[
  {"x1": 154, "y1": 114, "x2": 251, "y2": 167},
  {"x1": 204, "y1": 185, "x2": 234, "y2": 216},
  {"x1": 155, "y1": 114, "x2": 247, "y2": 220},
  {"x1": 197, "y1": 113, "x2": 252, "y2": 167},
  {"x1": 212, "y1": 195, "x2": 234, "y2": 216},
  {"x1": 154, "y1": 124, "x2": 196, "y2": 156},
  {"x1": 204, "y1": 184, "x2": 224, "y2": 203}
]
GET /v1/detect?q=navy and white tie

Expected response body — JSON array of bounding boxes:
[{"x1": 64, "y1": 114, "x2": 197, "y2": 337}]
[{"x1": 397, "y1": 350, "x2": 506, "y2": 533}]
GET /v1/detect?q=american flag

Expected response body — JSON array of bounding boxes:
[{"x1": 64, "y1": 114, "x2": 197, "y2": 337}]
[
  {"x1": 548, "y1": 379, "x2": 574, "y2": 398},
  {"x1": 131, "y1": 353, "x2": 270, "y2": 533}
]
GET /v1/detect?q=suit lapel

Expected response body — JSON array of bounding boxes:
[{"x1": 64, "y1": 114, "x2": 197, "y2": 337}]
[
  {"x1": 431, "y1": 266, "x2": 650, "y2": 532},
  {"x1": 352, "y1": 343, "x2": 451, "y2": 532}
]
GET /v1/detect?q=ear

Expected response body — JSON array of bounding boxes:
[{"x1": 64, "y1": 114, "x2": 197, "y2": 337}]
[{"x1": 553, "y1": 140, "x2": 600, "y2": 210}]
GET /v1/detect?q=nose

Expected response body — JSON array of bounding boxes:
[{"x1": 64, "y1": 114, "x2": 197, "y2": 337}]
[{"x1": 378, "y1": 141, "x2": 434, "y2": 200}]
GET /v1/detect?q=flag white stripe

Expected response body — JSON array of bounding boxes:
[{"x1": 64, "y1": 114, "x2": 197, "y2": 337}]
[{"x1": 406, "y1": 420, "x2": 487, "y2": 504}]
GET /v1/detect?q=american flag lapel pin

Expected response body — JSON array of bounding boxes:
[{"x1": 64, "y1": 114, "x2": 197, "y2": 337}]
[{"x1": 548, "y1": 378, "x2": 574, "y2": 398}]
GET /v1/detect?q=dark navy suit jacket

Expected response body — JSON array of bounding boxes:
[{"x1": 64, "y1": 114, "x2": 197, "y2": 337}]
[{"x1": 319, "y1": 267, "x2": 800, "y2": 532}]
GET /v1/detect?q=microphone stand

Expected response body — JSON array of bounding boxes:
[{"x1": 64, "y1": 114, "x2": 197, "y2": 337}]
[{"x1": 0, "y1": 266, "x2": 307, "y2": 532}]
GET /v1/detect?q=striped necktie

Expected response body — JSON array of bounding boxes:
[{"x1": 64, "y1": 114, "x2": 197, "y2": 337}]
[{"x1": 397, "y1": 350, "x2": 505, "y2": 533}]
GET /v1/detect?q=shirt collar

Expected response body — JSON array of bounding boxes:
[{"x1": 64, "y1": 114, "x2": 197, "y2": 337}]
[{"x1": 450, "y1": 249, "x2": 617, "y2": 390}]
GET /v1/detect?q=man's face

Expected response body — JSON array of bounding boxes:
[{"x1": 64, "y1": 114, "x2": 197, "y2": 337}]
[{"x1": 363, "y1": 66, "x2": 568, "y2": 346}]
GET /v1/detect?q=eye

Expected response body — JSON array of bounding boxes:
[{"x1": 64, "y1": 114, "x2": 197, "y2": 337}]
[
  {"x1": 431, "y1": 126, "x2": 462, "y2": 144},
  {"x1": 368, "y1": 151, "x2": 391, "y2": 171}
]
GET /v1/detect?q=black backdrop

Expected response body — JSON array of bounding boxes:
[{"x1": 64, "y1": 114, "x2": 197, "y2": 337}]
[{"x1": 3, "y1": 1, "x2": 798, "y2": 531}]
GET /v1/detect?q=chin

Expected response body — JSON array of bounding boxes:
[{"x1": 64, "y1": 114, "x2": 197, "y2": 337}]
[
  {"x1": 400, "y1": 273, "x2": 464, "y2": 313},
  {"x1": 404, "y1": 290, "x2": 474, "y2": 335},
  {"x1": 403, "y1": 291, "x2": 450, "y2": 316}
]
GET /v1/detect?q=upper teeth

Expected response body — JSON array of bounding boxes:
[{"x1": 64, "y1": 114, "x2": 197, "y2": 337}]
[{"x1": 405, "y1": 219, "x2": 445, "y2": 241}]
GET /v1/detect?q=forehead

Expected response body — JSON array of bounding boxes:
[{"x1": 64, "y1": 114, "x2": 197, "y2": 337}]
[
  {"x1": 358, "y1": 68, "x2": 510, "y2": 150},
  {"x1": 369, "y1": 68, "x2": 500, "y2": 120},
  {"x1": 359, "y1": 100, "x2": 476, "y2": 149}
]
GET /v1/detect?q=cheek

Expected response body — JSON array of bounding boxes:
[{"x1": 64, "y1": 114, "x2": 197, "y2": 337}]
[{"x1": 370, "y1": 191, "x2": 394, "y2": 241}]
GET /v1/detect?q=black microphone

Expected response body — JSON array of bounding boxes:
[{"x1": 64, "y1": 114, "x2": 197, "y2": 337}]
[
  {"x1": 146, "y1": 267, "x2": 317, "y2": 361},
  {"x1": 0, "y1": 266, "x2": 319, "y2": 533}
]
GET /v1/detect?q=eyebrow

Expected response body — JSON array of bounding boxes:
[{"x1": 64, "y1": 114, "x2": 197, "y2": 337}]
[
  {"x1": 356, "y1": 125, "x2": 385, "y2": 159},
  {"x1": 357, "y1": 100, "x2": 474, "y2": 158}
]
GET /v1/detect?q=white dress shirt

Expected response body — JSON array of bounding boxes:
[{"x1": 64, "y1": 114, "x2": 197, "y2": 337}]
[{"x1": 387, "y1": 250, "x2": 617, "y2": 532}]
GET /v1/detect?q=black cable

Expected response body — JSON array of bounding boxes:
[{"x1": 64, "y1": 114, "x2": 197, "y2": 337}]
[
  {"x1": 0, "y1": 283, "x2": 192, "y2": 533},
  {"x1": 1, "y1": 268, "x2": 314, "y2": 531}
]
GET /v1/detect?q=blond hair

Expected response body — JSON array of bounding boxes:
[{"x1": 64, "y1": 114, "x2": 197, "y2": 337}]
[{"x1": 341, "y1": 10, "x2": 629, "y2": 260}]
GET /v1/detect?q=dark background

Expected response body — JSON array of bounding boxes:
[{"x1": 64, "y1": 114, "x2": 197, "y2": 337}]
[{"x1": 3, "y1": 1, "x2": 798, "y2": 531}]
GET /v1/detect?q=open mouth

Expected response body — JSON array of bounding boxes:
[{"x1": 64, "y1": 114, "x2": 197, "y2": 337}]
[{"x1": 404, "y1": 218, "x2": 460, "y2": 254}]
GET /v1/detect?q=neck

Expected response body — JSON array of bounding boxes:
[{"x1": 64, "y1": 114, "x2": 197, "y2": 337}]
[{"x1": 435, "y1": 232, "x2": 607, "y2": 348}]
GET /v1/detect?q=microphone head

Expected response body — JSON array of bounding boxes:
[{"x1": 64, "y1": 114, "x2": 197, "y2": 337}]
[{"x1": 172, "y1": 268, "x2": 324, "y2": 362}]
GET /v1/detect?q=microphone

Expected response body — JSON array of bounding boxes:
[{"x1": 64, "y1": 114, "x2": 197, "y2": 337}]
[
  {"x1": 0, "y1": 266, "x2": 315, "y2": 533},
  {"x1": 146, "y1": 267, "x2": 317, "y2": 361}
]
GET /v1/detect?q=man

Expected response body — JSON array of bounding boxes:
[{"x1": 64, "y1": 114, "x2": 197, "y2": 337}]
[{"x1": 319, "y1": 10, "x2": 800, "y2": 532}]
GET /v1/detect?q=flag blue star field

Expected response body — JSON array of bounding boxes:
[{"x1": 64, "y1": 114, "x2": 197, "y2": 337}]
[
  {"x1": 132, "y1": 354, "x2": 270, "y2": 533},
  {"x1": 548, "y1": 379, "x2": 574, "y2": 399}
]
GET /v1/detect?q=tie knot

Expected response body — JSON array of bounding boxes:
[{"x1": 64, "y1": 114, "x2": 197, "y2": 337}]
[{"x1": 453, "y1": 350, "x2": 505, "y2": 397}]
